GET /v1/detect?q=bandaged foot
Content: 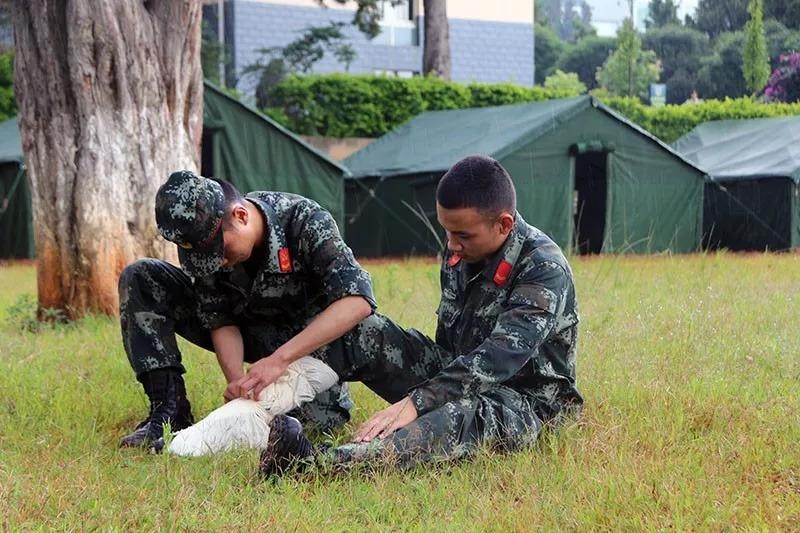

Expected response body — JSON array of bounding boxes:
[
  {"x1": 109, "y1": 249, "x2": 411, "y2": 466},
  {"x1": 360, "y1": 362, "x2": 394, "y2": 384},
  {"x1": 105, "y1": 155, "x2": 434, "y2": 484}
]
[{"x1": 167, "y1": 357, "x2": 338, "y2": 457}]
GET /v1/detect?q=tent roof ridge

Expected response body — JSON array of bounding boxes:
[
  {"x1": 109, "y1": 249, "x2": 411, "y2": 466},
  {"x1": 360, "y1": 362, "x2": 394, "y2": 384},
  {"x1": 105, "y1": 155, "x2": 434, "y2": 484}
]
[
  {"x1": 203, "y1": 80, "x2": 351, "y2": 176},
  {"x1": 591, "y1": 98, "x2": 707, "y2": 177}
]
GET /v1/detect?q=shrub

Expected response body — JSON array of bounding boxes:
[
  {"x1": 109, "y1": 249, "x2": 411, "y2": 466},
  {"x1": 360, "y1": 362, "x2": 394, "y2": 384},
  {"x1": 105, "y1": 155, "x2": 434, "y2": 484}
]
[
  {"x1": 269, "y1": 74, "x2": 581, "y2": 137},
  {"x1": 763, "y1": 52, "x2": 800, "y2": 103},
  {"x1": 601, "y1": 95, "x2": 800, "y2": 142},
  {"x1": 266, "y1": 73, "x2": 800, "y2": 142}
]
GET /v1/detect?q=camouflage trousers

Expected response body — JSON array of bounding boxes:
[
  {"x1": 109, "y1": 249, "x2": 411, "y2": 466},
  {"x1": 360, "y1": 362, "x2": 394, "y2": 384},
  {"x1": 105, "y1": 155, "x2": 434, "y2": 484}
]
[
  {"x1": 119, "y1": 258, "x2": 352, "y2": 431},
  {"x1": 317, "y1": 313, "x2": 544, "y2": 470},
  {"x1": 120, "y1": 259, "x2": 544, "y2": 467}
]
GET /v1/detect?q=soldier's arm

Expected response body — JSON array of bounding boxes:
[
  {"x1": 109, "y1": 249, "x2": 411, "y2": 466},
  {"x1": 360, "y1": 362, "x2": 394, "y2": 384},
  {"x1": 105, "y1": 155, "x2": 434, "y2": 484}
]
[
  {"x1": 409, "y1": 260, "x2": 568, "y2": 416},
  {"x1": 301, "y1": 207, "x2": 377, "y2": 310},
  {"x1": 192, "y1": 275, "x2": 241, "y2": 400},
  {"x1": 233, "y1": 295, "x2": 372, "y2": 400},
  {"x1": 232, "y1": 207, "x2": 376, "y2": 400},
  {"x1": 211, "y1": 325, "x2": 246, "y2": 402}
]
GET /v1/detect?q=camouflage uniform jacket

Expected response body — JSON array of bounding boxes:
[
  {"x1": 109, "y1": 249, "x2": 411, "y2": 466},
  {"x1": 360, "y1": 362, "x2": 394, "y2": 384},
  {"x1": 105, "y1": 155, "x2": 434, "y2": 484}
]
[
  {"x1": 193, "y1": 192, "x2": 376, "y2": 342},
  {"x1": 409, "y1": 213, "x2": 582, "y2": 422}
]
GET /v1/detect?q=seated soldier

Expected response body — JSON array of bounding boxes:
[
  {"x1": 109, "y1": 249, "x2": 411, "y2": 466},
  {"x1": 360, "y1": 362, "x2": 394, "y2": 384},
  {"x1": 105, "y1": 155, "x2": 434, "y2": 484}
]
[
  {"x1": 243, "y1": 154, "x2": 583, "y2": 475},
  {"x1": 118, "y1": 170, "x2": 375, "y2": 448}
]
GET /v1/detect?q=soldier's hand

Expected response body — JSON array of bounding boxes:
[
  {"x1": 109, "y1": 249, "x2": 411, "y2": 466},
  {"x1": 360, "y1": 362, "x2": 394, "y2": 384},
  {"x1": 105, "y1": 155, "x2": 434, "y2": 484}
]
[
  {"x1": 222, "y1": 381, "x2": 239, "y2": 403},
  {"x1": 233, "y1": 356, "x2": 289, "y2": 400},
  {"x1": 354, "y1": 396, "x2": 418, "y2": 443}
]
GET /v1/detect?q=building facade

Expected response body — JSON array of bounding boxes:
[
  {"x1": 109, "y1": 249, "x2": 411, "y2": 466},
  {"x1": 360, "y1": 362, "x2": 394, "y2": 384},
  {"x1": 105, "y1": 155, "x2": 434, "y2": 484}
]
[{"x1": 206, "y1": 0, "x2": 534, "y2": 93}]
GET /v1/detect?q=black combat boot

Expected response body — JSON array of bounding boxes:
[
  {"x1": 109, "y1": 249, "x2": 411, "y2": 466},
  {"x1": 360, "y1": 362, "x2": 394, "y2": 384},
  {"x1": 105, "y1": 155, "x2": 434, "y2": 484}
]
[
  {"x1": 259, "y1": 415, "x2": 315, "y2": 477},
  {"x1": 119, "y1": 368, "x2": 194, "y2": 449}
]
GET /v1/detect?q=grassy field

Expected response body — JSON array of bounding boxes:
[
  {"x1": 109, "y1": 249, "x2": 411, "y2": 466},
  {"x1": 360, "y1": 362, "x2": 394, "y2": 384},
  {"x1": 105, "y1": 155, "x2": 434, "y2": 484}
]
[{"x1": 0, "y1": 253, "x2": 799, "y2": 530}]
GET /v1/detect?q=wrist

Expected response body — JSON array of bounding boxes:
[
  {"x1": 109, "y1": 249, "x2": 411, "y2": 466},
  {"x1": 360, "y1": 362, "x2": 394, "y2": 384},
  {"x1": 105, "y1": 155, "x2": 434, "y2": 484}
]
[
  {"x1": 271, "y1": 347, "x2": 295, "y2": 367},
  {"x1": 226, "y1": 370, "x2": 244, "y2": 383}
]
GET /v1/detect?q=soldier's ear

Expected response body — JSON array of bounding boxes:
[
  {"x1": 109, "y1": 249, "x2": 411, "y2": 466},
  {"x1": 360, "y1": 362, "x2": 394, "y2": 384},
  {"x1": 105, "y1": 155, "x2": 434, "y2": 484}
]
[
  {"x1": 497, "y1": 212, "x2": 514, "y2": 235},
  {"x1": 231, "y1": 204, "x2": 248, "y2": 226}
]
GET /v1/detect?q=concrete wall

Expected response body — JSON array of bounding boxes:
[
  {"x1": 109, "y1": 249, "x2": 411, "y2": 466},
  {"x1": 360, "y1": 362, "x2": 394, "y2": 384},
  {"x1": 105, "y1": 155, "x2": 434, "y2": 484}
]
[{"x1": 222, "y1": 0, "x2": 534, "y2": 93}]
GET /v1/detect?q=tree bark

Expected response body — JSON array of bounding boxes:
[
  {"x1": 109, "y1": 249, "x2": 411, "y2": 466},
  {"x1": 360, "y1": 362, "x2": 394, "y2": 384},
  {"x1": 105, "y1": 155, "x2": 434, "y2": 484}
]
[
  {"x1": 11, "y1": 0, "x2": 203, "y2": 318},
  {"x1": 423, "y1": 0, "x2": 451, "y2": 79}
]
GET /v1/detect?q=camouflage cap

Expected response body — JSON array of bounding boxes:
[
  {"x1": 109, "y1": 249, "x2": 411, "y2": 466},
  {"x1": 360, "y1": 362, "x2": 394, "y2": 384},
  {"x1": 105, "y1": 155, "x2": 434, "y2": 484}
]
[{"x1": 155, "y1": 170, "x2": 226, "y2": 278}]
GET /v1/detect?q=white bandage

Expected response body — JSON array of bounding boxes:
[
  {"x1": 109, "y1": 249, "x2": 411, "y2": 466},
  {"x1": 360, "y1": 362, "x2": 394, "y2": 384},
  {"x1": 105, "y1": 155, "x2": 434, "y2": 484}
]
[{"x1": 167, "y1": 357, "x2": 339, "y2": 457}]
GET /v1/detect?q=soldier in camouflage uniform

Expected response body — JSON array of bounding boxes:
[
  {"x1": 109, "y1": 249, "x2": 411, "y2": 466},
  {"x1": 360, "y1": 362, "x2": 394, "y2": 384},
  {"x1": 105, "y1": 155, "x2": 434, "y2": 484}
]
[
  {"x1": 258, "y1": 155, "x2": 583, "y2": 474},
  {"x1": 118, "y1": 170, "x2": 376, "y2": 448}
]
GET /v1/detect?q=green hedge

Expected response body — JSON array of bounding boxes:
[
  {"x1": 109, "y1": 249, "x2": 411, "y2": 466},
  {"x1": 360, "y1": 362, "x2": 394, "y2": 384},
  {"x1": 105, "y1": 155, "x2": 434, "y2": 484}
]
[
  {"x1": 268, "y1": 74, "x2": 580, "y2": 137},
  {"x1": 0, "y1": 51, "x2": 16, "y2": 122},
  {"x1": 601, "y1": 96, "x2": 800, "y2": 143},
  {"x1": 266, "y1": 73, "x2": 800, "y2": 142}
]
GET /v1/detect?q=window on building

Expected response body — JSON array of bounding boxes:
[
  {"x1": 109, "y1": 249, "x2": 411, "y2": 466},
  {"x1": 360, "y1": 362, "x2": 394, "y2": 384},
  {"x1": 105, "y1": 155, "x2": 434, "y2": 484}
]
[{"x1": 372, "y1": 0, "x2": 418, "y2": 46}]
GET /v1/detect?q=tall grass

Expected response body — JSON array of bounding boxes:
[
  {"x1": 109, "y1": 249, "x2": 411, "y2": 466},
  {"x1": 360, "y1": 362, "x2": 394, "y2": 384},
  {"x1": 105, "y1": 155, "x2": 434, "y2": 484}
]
[{"x1": 0, "y1": 253, "x2": 798, "y2": 529}]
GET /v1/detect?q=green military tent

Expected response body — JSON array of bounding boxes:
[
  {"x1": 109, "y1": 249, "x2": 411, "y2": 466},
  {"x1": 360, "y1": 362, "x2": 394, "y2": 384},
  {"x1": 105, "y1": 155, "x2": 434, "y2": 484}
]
[
  {"x1": 344, "y1": 95, "x2": 706, "y2": 257},
  {"x1": 0, "y1": 81, "x2": 349, "y2": 259},
  {"x1": 0, "y1": 117, "x2": 32, "y2": 259},
  {"x1": 202, "y1": 82, "x2": 348, "y2": 228},
  {"x1": 674, "y1": 115, "x2": 800, "y2": 251}
]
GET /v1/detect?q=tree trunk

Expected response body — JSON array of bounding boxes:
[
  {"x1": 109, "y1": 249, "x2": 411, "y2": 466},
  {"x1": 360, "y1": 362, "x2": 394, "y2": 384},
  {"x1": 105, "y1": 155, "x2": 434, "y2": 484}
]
[
  {"x1": 423, "y1": 0, "x2": 451, "y2": 79},
  {"x1": 11, "y1": 1, "x2": 203, "y2": 318}
]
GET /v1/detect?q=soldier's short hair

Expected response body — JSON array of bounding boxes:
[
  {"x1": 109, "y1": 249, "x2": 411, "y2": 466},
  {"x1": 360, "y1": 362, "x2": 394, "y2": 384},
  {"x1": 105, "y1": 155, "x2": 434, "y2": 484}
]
[
  {"x1": 436, "y1": 155, "x2": 516, "y2": 217},
  {"x1": 209, "y1": 177, "x2": 245, "y2": 227}
]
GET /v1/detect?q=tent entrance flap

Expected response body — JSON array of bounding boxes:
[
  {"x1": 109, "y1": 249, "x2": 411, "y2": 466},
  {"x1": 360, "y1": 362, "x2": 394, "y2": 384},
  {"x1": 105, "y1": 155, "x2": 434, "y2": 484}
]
[
  {"x1": 201, "y1": 128, "x2": 216, "y2": 177},
  {"x1": 573, "y1": 151, "x2": 608, "y2": 254}
]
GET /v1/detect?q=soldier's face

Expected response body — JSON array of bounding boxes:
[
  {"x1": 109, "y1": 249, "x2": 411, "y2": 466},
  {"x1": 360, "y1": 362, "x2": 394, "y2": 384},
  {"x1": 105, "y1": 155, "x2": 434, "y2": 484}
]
[
  {"x1": 436, "y1": 204, "x2": 514, "y2": 263},
  {"x1": 220, "y1": 226, "x2": 252, "y2": 269},
  {"x1": 220, "y1": 205, "x2": 255, "y2": 268}
]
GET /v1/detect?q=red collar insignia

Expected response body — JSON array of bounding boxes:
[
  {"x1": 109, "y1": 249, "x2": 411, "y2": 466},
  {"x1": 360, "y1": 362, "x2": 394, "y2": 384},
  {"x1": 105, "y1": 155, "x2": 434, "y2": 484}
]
[
  {"x1": 447, "y1": 254, "x2": 462, "y2": 267},
  {"x1": 493, "y1": 260, "x2": 513, "y2": 287},
  {"x1": 278, "y1": 247, "x2": 292, "y2": 273}
]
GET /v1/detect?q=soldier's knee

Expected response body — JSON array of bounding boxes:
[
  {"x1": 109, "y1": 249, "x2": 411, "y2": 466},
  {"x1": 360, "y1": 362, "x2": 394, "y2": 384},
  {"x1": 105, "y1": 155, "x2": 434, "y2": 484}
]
[
  {"x1": 359, "y1": 313, "x2": 387, "y2": 332},
  {"x1": 118, "y1": 259, "x2": 175, "y2": 312},
  {"x1": 119, "y1": 259, "x2": 159, "y2": 292},
  {"x1": 355, "y1": 313, "x2": 389, "y2": 355}
]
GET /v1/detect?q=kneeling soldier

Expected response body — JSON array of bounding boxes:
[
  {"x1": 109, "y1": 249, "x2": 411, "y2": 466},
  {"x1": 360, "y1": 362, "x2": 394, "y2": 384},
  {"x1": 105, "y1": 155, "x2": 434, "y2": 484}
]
[{"x1": 119, "y1": 171, "x2": 375, "y2": 448}]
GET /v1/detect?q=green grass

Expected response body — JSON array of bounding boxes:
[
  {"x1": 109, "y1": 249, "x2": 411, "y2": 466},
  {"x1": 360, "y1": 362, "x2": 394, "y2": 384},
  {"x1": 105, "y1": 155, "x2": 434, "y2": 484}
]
[{"x1": 1, "y1": 253, "x2": 799, "y2": 529}]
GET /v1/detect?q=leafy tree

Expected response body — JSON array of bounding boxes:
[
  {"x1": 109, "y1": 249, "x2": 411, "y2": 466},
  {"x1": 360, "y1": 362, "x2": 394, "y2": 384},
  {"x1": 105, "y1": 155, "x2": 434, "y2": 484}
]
[
  {"x1": 743, "y1": 0, "x2": 770, "y2": 94},
  {"x1": 689, "y1": 0, "x2": 749, "y2": 38},
  {"x1": 646, "y1": 0, "x2": 681, "y2": 28},
  {"x1": 643, "y1": 25, "x2": 709, "y2": 103},
  {"x1": 784, "y1": 30, "x2": 800, "y2": 53},
  {"x1": 596, "y1": 18, "x2": 660, "y2": 99},
  {"x1": 664, "y1": 67, "x2": 696, "y2": 103},
  {"x1": 535, "y1": 24, "x2": 565, "y2": 83},
  {"x1": 324, "y1": 0, "x2": 391, "y2": 37},
  {"x1": 201, "y1": 20, "x2": 226, "y2": 86},
  {"x1": 540, "y1": 0, "x2": 594, "y2": 42},
  {"x1": 556, "y1": 36, "x2": 616, "y2": 89},
  {"x1": 544, "y1": 69, "x2": 587, "y2": 92},
  {"x1": 763, "y1": 52, "x2": 800, "y2": 102},
  {"x1": 244, "y1": 0, "x2": 423, "y2": 108},
  {"x1": 696, "y1": 31, "x2": 747, "y2": 98},
  {"x1": 0, "y1": 49, "x2": 15, "y2": 121},
  {"x1": 246, "y1": 22, "x2": 356, "y2": 108},
  {"x1": 689, "y1": 0, "x2": 800, "y2": 36},
  {"x1": 764, "y1": 19, "x2": 800, "y2": 67},
  {"x1": 765, "y1": 0, "x2": 800, "y2": 28},
  {"x1": 642, "y1": 25, "x2": 708, "y2": 80}
]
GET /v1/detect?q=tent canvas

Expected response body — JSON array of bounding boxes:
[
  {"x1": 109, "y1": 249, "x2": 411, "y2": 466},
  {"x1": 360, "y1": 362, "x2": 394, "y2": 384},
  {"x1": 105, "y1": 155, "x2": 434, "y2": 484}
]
[
  {"x1": 0, "y1": 117, "x2": 32, "y2": 259},
  {"x1": 202, "y1": 82, "x2": 349, "y2": 229},
  {"x1": 0, "y1": 81, "x2": 349, "y2": 259},
  {"x1": 345, "y1": 96, "x2": 706, "y2": 257},
  {"x1": 674, "y1": 115, "x2": 800, "y2": 251}
]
